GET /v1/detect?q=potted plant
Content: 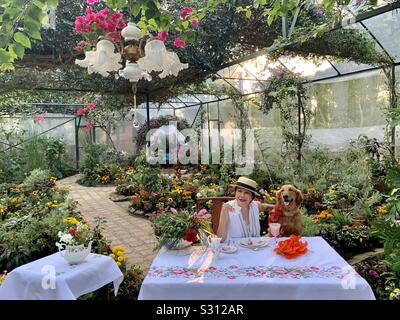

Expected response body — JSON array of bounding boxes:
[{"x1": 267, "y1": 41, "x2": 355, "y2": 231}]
[
  {"x1": 56, "y1": 217, "x2": 95, "y2": 264},
  {"x1": 150, "y1": 208, "x2": 212, "y2": 249}
]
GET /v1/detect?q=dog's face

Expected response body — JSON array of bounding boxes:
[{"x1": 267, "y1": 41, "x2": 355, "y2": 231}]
[{"x1": 276, "y1": 185, "x2": 303, "y2": 211}]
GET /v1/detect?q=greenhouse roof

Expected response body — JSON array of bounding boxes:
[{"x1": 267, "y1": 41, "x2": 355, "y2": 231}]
[
  {"x1": 3, "y1": 1, "x2": 399, "y2": 118},
  {"x1": 131, "y1": 1, "x2": 399, "y2": 116}
]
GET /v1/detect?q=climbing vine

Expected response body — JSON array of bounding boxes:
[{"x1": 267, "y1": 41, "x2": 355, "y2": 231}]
[{"x1": 259, "y1": 67, "x2": 310, "y2": 163}]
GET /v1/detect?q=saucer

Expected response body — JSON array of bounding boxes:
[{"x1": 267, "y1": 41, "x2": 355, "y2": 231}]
[
  {"x1": 220, "y1": 245, "x2": 237, "y2": 254},
  {"x1": 239, "y1": 238, "x2": 268, "y2": 249}
]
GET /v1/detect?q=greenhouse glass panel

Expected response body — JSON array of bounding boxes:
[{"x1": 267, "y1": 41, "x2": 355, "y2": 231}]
[
  {"x1": 363, "y1": 9, "x2": 400, "y2": 62},
  {"x1": 223, "y1": 78, "x2": 263, "y2": 94},
  {"x1": 307, "y1": 70, "x2": 387, "y2": 150},
  {"x1": 176, "y1": 95, "x2": 201, "y2": 105},
  {"x1": 278, "y1": 56, "x2": 338, "y2": 80},
  {"x1": 332, "y1": 60, "x2": 374, "y2": 75},
  {"x1": 175, "y1": 105, "x2": 201, "y2": 125}
]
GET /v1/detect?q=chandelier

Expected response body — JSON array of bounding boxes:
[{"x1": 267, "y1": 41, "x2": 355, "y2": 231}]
[
  {"x1": 75, "y1": 23, "x2": 188, "y2": 82},
  {"x1": 74, "y1": 3, "x2": 190, "y2": 127}
]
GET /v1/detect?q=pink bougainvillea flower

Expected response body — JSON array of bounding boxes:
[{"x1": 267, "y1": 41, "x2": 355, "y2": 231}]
[
  {"x1": 86, "y1": 102, "x2": 96, "y2": 111},
  {"x1": 34, "y1": 112, "x2": 48, "y2": 123},
  {"x1": 173, "y1": 37, "x2": 186, "y2": 49},
  {"x1": 170, "y1": 208, "x2": 178, "y2": 214},
  {"x1": 191, "y1": 18, "x2": 200, "y2": 27},
  {"x1": 179, "y1": 7, "x2": 193, "y2": 20},
  {"x1": 86, "y1": 0, "x2": 101, "y2": 4},
  {"x1": 84, "y1": 119, "x2": 95, "y2": 132},
  {"x1": 76, "y1": 108, "x2": 86, "y2": 116},
  {"x1": 157, "y1": 31, "x2": 168, "y2": 42}
]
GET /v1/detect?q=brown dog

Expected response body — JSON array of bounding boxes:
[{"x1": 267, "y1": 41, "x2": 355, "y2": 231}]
[{"x1": 271, "y1": 185, "x2": 303, "y2": 236}]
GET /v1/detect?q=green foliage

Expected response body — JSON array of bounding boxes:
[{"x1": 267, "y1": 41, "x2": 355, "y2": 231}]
[
  {"x1": 0, "y1": 0, "x2": 59, "y2": 70},
  {"x1": 110, "y1": 265, "x2": 145, "y2": 300},
  {"x1": 372, "y1": 220, "x2": 400, "y2": 281},
  {"x1": 0, "y1": 128, "x2": 72, "y2": 184},
  {"x1": 301, "y1": 213, "x2": 320, "y2": 236},
  {"x1": 21, "y1": 168, "x2": 51, "y2": 190},
  {"x1": 77, "y1": 143, "x2": 125, "y2": 186},
  {"x1": 152, "y1": 209, "x2": 193, "y2": 248},
  {"x1": 0, "y1": 175, "x2": 76, "y2": 271}
]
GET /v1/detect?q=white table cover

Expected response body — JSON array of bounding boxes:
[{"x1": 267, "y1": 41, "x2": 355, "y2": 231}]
[
  {"x1": 0, "y1": 252, "x2": 124, "y2": 300},
  {"x1": 138, "y1": 237, "x2": 375, "y2": 300}
]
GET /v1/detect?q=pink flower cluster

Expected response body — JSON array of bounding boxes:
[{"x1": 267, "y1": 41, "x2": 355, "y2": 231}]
[
  {"x1": 195, "y1": 208, "x2": 211, "y2": 220},
  {"x1": 86, "y1": 0, "x2": 101, "y2": 3},
  {"x1": 74, "y1": 7, "x2": 125, "y2": 43},
  {"x1": 173, "y1": 37, "x2": 186, "y2": 49},
  {"x1": 74, "y1": 102, "x2": 97, "y2": 132},
  {"x1": 179, "y1": 7, "x2": 193, "y2": 20},
  {"x1": 34, "y1": 112, "x2": 48, "y2": 123}
]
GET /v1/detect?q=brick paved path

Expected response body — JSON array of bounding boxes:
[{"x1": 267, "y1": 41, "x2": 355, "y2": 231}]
[{"x1": 57, "y1": 175, "x2": 157, "y2": 271}]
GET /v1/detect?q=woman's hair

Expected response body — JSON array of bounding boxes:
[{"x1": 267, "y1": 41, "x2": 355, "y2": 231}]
[{"x1": 234, "y1": 186, "x2": 255, "y2": 200}]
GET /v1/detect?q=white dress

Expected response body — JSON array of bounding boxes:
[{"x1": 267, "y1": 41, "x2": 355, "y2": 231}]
[{"x1": 226, "y1": 200, "x2": 261, "y2": 239}]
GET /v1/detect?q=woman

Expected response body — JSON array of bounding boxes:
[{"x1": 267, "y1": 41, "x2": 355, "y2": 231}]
[{"x1": 217, "y1": 177, "x2": 273, "y2": 242}]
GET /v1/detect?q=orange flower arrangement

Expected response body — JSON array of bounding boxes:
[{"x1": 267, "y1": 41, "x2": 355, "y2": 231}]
[{"x1": 274, "y1": 235, "x2": 308, "y2": 259}]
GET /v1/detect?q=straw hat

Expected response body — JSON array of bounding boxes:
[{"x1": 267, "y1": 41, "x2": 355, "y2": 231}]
[{"x1": 230, "y1": 176, "x2": 260, "y2": 196}]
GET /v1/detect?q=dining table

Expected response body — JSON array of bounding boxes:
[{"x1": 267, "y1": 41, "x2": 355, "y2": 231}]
[{"x1": 138, "y1": 236, "x2": 375, "y2": 300}]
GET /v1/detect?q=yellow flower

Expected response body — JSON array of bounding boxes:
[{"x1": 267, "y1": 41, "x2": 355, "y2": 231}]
[
  {"x1": 117, "y1": 251, "x2": 123, "y2": 256},
  {"x1": 117, "y1": 262, "x2": 121, "y2": 267},
  {"x1": 63, "y1": 217, "x2": 78, "y2": 225},
  {"x1": 117, "y1": 256, "x2": 124, "y2": 262},
  {"x1": 377, "y1": 204, "x2": 388, "y2": 215},
  {"x1": 307, "y1": 188, "x2": 316, "y2": 194},
  {"x1": 109, "y1": 253, "x2": 115, "y2": 259},
  {"x1": 124, "y1": 256, "x2": 129, "y2": 260},
  {"x1": 327, "y1": 187, "x2": 335, "y2": 193},
  {"x1": 167, "y1": 197, "x2": 173, "y2": 203}
]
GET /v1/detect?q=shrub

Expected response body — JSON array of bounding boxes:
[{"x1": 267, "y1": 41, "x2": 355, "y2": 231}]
[{"x1": 302, "y1": 214, "x2": 320, "y2": 236}]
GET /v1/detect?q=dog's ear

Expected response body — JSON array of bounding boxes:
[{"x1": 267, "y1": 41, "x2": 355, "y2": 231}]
[
  {"x1": 295, "y1": 187, "x2": 303, "y2": 206},
  {"x1": 276, "y1": 189, "x2": 282, "y2": 205}
]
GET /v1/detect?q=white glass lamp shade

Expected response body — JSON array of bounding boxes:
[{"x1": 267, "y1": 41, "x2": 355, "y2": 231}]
[
  {"x1": 119, "y1": 61, "x2": 143, "y2": 82},
  {"x1": 158, "y1": 51, "x2": 189, "y2": 78},
  {"x1": 137, "y1": 39, "x2": 167, "y2": 72},
  {"x1": 121, "y1": 22, "x2": 142, "y2": 41},
  {"x1": 75, "y1": 39, "x2": 122, "y2": 77}
]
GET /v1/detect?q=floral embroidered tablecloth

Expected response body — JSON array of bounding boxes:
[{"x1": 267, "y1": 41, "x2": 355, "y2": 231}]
[{"x1": 138, "y1": 237, "x2": 375, "y2": 300}]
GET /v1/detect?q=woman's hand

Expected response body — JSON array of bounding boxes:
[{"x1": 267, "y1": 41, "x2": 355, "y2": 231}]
[{"x1": 221, "y1": 203, "x2": 234, "y2": 214}]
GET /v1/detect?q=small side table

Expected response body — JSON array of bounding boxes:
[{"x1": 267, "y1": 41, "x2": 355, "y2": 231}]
[{"x1": 0, "y1": 252, "x2": 124, "y2": 300}]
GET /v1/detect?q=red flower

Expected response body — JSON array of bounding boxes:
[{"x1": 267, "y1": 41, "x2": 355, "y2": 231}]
[
  {"x1": 191, "y1": 18, "x2": 200, "y2": 27},
  {"x1": 68, "y1": 227, "x2": 78, "y2": 237},
  {"x1": 157, "y1": 31, "x2": 168, "y2": 42},
  {"x1": 179, "y1": 7, "x2": 193, "y2": 20},
  {"x1": 173, "y1": 37, "x2": 186, "y2": 49},
  {"x1": 84, "y1": 119, "x2": 95, "y2": 132},
  {"x1": 86, "y1": 102, "x2": 96, "y2": 111},
  {"x1": 76, "y1": 108, "x2": 85, "y2": 116},
  {"x1": 183, "y1": 228, "x2": 197, "y2": 242}
]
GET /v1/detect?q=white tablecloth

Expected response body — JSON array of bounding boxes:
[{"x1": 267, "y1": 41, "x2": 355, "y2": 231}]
[
  {"x1": 138, "y1": 237, "x2": 375, "y2": 300},
  {"x1": 0, "y1": 253, "x2": 124, "y2": 300}
]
